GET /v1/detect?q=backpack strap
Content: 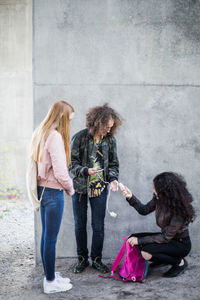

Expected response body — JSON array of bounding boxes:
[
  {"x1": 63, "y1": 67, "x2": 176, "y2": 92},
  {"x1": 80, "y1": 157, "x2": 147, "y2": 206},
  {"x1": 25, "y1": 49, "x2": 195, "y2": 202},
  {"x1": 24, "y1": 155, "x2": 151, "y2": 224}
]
[
  {"x1": 111, "y1": 237, "x2": 127, "y2": 273},
  {"x1": 111, "y1": 237, "x2": 133, "y2": 282},
  {"x1": 38, "y1": 167, "x2": 52, "y2": 204},
  {"x1": 125, "y1": 241, "x2": 136, "y2": 275}
]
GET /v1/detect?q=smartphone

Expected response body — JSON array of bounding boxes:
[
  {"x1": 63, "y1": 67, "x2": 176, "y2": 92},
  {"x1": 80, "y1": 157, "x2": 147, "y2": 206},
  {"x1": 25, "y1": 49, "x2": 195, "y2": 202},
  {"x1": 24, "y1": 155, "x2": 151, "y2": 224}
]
[{"x1": 96, "y1": 168, "x2": 104, "y2": 173}]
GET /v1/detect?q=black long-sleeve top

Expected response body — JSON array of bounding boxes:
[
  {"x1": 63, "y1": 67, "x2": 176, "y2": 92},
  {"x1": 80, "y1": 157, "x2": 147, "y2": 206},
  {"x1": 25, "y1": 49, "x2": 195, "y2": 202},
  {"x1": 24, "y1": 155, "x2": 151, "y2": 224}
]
[{"x1": 126, "y1": 194, "x2": 189, "y2": 245}]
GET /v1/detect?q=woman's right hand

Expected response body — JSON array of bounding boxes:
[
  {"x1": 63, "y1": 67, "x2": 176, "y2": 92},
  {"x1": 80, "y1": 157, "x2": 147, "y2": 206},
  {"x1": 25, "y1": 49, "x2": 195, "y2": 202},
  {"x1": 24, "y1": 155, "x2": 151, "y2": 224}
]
[{"x1": 120, "y1": 185, "x2": 132, "y2": 199}]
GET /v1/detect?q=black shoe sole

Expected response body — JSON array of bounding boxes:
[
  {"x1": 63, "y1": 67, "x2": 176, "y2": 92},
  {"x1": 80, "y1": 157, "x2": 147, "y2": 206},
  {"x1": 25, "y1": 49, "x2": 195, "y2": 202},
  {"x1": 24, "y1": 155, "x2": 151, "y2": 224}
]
[
  {"x1": 74, "y1": 262, "x2": 89, "y2": 273},
  {"x1": 163, "y1": 261, "x2": 188, "y2": 278},
  {"x1": 92, "y1": 264, "x2": 109, "y2": 274},
  {"x1": 163, "y1": 268, "x2": 185, "y2": 278}
]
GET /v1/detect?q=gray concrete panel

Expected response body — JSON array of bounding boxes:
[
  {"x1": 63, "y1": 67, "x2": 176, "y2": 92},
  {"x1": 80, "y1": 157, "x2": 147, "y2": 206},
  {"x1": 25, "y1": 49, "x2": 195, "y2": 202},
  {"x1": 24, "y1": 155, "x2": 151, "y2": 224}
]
[
  {"x1": 34, "y1": 85, "x2": 200, "y2": 261},
  {"x1": 0, "y1": 0, "x2": 32, "y2": 198},
  {"x1": 33, "y1": 0, "x2": 200, "y2": 261},
  {"x1": 33, "y1": 0, "x2": 200, "y2": 86}
]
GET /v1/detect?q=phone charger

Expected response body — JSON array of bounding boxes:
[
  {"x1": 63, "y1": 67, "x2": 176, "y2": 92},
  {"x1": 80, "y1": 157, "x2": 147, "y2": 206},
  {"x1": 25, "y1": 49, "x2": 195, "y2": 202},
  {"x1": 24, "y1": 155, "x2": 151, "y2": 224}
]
[
  {"x1": 110, "y1": 211, "x2": 117, "y2": 218},
  {"x1": 118, "y1": 182, "x2": 125, "y2": 189}
]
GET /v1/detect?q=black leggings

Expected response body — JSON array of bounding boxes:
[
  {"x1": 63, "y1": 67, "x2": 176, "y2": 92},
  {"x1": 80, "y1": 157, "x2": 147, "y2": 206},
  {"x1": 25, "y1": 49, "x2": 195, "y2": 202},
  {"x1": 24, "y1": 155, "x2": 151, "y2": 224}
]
[{"x1": 132, "y1": 232, "x2": 191, "y2": 266}]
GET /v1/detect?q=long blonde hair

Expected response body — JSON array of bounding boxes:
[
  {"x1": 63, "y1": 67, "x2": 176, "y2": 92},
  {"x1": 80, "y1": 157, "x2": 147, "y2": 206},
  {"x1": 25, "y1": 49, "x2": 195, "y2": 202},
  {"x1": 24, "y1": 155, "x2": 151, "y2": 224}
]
[{"x1": 30, "y1": 100, "x2": 74, "y2": 167}]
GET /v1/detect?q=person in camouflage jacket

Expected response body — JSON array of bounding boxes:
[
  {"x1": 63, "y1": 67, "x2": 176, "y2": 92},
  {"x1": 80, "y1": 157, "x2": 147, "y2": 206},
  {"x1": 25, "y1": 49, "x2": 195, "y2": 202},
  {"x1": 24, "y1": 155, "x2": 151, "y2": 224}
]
[
  {"x1": 70, "y1": 103, "x2": 122, "y2": 274},
  {"x1": 70, "y1": 128, "x2": 119, "y2": 194}
]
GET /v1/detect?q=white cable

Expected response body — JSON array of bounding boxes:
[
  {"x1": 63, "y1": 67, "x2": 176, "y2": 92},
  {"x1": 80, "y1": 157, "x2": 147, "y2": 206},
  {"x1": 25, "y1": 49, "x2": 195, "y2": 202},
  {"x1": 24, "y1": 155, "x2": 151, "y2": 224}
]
[{"x1": 96, "y1": 173, "x2": 118, "y2": 218}]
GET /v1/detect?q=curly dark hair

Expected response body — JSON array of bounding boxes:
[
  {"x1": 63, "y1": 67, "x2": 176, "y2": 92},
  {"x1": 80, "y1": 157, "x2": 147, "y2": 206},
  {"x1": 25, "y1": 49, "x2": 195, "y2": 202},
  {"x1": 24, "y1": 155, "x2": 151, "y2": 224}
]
[
  {"x1": 86, "y1": 103, "x2": 123, "y2": 136},
  {"x1": 153, "y1": 172, "x2": 195, "y2": 224}
]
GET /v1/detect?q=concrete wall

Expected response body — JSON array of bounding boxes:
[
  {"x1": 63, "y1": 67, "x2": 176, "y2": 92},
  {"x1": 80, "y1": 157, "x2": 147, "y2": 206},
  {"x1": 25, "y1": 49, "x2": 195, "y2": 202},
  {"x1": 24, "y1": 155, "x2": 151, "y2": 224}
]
[
  {"x1": 0, "y1": 0, "x2": 32, "y2": 199},
  {"x1": 33, "y1": 0, "x2": 200, "y2": 261}
]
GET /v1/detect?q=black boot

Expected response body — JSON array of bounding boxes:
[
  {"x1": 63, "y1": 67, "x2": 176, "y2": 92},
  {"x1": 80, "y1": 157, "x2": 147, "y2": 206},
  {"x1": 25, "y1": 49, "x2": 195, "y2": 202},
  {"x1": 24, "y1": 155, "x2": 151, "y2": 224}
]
[
  {"x1": 92, "y1": 257, "x2": 109, "y2": 274},
  {"x1": 74, "y1": 256, "x2": 89, "y2": 273},
  {"x1": 163, "y1": 259, "x2": 188, "y2": 278}
]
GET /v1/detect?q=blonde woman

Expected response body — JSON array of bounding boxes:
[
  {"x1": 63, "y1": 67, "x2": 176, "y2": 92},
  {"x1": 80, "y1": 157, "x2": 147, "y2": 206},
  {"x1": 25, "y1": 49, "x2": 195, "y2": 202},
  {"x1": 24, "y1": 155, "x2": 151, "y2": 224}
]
[{"x1": 30, "y1": 100, "x2": 75, "y2": 294}]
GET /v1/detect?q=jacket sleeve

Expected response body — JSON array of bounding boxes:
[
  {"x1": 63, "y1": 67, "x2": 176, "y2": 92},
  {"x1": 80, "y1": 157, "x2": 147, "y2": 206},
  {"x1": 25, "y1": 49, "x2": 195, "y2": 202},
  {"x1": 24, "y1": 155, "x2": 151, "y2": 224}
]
[
  {"x1": 137, "y1": 215, "x2": 185, "y2": 245},
  {"x1": 126, "y1": 194, "x2": 156, "y2": 215},
  {"x1": 108, "y1": 137, "x2": 119, "y2": 182},
  {"x1": 70, "y1": 134, "x2": 89, "y2": 178},
  {"x1": 47, "y1": 131, "x2": 74, "y2": 195}
]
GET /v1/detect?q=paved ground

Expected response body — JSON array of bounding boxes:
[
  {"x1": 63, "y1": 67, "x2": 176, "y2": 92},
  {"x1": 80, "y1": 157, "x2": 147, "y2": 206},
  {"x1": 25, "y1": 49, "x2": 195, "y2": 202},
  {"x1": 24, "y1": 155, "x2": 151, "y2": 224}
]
[{"x1": 0, "y1": 198, "x2": 200, "y2": 300}]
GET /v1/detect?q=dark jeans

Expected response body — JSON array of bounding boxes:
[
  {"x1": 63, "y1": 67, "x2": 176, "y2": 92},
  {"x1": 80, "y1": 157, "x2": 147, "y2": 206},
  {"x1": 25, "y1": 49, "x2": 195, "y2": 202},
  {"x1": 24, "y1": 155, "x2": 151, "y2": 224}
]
[
  {"x1": 72, "y1": 189, "x2": 107, "y2": 260},
  {"x1": 38, "y1": 186, "x2": 64, "y2": 281},
  {"x1": 133, "y1": 232, "x2": 191, "y2": 265}
]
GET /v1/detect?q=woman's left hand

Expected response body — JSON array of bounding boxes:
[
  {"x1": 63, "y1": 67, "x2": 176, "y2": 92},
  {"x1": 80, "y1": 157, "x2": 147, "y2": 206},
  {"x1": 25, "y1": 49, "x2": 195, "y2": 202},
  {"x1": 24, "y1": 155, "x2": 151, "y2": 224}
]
[
  {"x1": 127, "y1": 236, "x2": 138, "y2": 246},
  {"x1": 67, "y1": 188, "x2": 75, "y2": 196}
]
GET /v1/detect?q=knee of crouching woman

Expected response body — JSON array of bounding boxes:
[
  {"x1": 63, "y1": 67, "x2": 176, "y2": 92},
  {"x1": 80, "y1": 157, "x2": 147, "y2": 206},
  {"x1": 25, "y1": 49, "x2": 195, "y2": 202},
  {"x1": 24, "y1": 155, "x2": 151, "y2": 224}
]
[{"x1": 141, "y1": 251, "x2": 152, "y2": 261}]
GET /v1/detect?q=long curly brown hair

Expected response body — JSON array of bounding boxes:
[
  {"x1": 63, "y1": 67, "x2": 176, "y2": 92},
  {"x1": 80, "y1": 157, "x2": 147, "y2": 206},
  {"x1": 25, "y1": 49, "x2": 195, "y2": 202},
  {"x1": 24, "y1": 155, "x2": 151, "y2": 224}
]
[
  {"x1": 153, "y1": 172, "x2": 195, "y2": 224},
  {"x1": 86, "y1": 103, "x2": 123, "y2": 136}
]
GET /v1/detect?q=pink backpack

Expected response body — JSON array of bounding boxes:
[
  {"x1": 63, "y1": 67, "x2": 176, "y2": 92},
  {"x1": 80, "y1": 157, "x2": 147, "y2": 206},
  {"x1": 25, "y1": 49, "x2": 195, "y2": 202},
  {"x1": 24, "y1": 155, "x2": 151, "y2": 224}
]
[{"x1": 101, "y1": 237, "x2": 148, "y2": 282}]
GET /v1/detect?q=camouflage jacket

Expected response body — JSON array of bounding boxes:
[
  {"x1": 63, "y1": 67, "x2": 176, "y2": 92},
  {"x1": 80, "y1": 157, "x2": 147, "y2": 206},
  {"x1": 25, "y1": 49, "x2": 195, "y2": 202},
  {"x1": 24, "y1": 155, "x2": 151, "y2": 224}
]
[{"x1": 70, "y1": 128, "x2": 119, "y2": 194}]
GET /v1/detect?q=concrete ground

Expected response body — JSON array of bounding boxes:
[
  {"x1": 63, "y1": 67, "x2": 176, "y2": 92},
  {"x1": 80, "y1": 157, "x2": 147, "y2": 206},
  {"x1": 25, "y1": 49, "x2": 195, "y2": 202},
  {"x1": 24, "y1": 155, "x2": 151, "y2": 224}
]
[{"x1": 0, "y1": 198, "x2": 200, "y2": 300}]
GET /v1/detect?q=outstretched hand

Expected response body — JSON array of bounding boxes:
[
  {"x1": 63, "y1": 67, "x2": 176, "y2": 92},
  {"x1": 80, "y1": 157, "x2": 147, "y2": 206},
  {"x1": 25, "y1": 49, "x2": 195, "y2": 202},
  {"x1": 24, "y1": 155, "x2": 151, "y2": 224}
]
[{"x1": 119, "y1": 185, "x2": 132, "y2": 199}]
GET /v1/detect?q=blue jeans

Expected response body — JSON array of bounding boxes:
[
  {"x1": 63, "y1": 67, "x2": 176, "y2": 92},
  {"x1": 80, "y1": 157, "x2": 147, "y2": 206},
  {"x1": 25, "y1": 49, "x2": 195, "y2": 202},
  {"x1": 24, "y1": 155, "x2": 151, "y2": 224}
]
[
  {"x1": 38, "y1": 186, "x2": 64, "y2": 281},
  {"x1": 72, "y1": 189, "x2": 107, "y2": 261}
]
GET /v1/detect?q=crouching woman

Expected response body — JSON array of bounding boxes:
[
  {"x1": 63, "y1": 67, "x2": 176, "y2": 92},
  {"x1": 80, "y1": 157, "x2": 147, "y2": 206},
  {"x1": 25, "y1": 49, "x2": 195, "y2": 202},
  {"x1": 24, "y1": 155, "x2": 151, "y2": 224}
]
[{"x1": 120, "y1": 172, "x2": 195, "y2": 278}]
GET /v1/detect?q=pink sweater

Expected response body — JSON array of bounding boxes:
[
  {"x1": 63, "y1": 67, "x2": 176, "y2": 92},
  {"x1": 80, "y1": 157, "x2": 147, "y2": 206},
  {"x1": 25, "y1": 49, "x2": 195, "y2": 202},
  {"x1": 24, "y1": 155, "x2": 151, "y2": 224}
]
[{"x1": 37, "y1": 130, "x2": 74, "y2": 195}]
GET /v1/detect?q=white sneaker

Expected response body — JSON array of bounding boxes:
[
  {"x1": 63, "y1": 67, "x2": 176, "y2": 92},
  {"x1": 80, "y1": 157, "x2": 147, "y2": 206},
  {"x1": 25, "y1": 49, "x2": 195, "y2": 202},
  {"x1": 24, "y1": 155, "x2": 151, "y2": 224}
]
[
  {"x1": 55, "y1": 273, "x2": 71, "y2": 285},
  {"x1": 44, "y1": 272, "x2": 71, "y2": 284},
  {"x1": 43, "y1": 277, "x2": 73, "y2": 294}
]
